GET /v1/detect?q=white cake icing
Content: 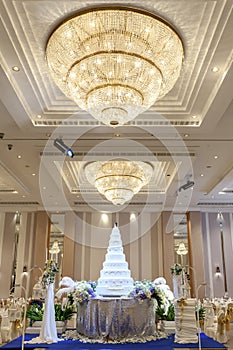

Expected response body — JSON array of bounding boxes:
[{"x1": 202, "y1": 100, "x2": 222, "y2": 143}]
[
  {"x1": 105, "y1": 253, "x2": 125, "y2": 261},
  {"x1": 103, "y1": 261, "x2": 128, "y2": 269},
  {"x1": 96, "y1": 224, "x2": 134, "y2": 296}
]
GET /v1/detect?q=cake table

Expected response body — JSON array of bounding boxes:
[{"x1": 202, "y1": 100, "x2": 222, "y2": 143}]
[{"x1": 76, "y1": 297, "x2": 157, "y2": 341}]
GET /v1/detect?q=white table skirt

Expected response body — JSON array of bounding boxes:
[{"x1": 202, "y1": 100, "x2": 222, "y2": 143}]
[{"x1": 76, "y1": 297, "x2": 156, "y2": 340}]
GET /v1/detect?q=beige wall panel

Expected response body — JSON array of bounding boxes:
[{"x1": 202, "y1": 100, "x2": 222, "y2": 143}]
[
  {"x1": 151, "y1": 217, "x2": 163, "y2": 280},
  {"x1": 63, "y1": 236, "x2": 75, "y2": 279},
  {"x1": 140, "y1": 213, "x2": 152, "y2": 280},
  {"x1": 63, "y1": 212, "x2": 76, "y2": 278},
  {"x1": 15, "y1": 213, "x2": 31, "y2": 296},
  {"x1": 129, "y1": 214, "x2": 139, "y2": 280},
  {"x1": 89, "y1": 213, "x2": 111, "y2": 281},
  {"x1": 189, "y1": 211, "x2": 205, "y2": 298},
  {"x1": 30, "y1": 211, "x2": 49, "y2": 290},
  {"x1": 0, "y1": 213, "x2": 6, "y2": 265},
  {"x1": 162, "y1": 212, "x2": 174, "y2": 288},
  {"x1": 120, "y1": 213, "x2": 130, "y2": 272},
  {"x1": 0, "y1": 213, "x2": 16, "y2": 298}
]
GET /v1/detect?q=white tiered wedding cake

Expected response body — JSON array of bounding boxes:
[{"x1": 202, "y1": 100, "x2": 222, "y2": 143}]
[{"x1": 96, "y1": 223, "x2": 134, "y2": 297}]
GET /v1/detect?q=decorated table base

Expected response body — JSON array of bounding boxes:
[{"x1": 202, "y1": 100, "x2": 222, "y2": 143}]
[{"x1": 76, "y1": 297, "x2": 157, "y2": 342}]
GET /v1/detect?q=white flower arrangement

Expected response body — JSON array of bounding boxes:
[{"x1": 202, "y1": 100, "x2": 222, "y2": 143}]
[
  {"x1": 129, "y1": 280, "x2": 170, "y2": 313},
  {"x1": 68, "y1": 281, "x2": 96, "y2": 305}
]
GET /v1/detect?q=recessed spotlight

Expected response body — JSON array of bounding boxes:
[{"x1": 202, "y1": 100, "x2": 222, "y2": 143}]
[
  {"x1": 17, "y1": 155, "x2": 22, "y2": 159},
  {"x1": 114, "y1": 133, "x2": 121, "y2": 137},
  {"x1": 212, "y1": 66, "x2": 219, "y2": 73},
  {"x1": 184, "y1": 133, "x2": 189, "y2": 138},
  {"x1": 43, "y1": 186, "x2": 46, "y2": 190},
  {"x1": 12, "y1": 66, "x2": 20, "y2": 72},
  {"x1": 192, "y1": 115, "x2": 197, "y2": 119},
  {"x1": 200, "y1": 174, "x2": 204, "y2": 177},
  {"x1": 130, "y1": 213, "x2": 136, "y2": 221},
  {"x1": 37, "y1": 114, "x2": 42, "y2": 119},
  {"x1": 32, "y1": 173, "x2": 36, "y2": 176},
  {"x1": 101, "y1": 213, "x2": 109, "y2": 223},
  {"x1": 13, "y1": 190, "x2": 18, "y2": 194},
  {"x1": 211, "y1": 195, "x2": 215, "y2": 199},
  {"x1": 22, "y1": 195, "x2": 26, "y2": 198},
  {"x1": 214, "y1": 155, "x2": 218, "y2": 159}
]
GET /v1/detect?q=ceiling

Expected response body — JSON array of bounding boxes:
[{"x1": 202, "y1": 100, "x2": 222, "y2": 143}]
[{"x1": 0, "y1": 0, "x2": 232, "y2": 214}]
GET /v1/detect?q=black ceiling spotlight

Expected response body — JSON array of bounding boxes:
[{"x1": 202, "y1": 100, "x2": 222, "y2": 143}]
[
  {"x1": 178, "y1": 179, "x2": 195, "y2": 192},
  {"x1": 53, "y1": 138, "x2": 74, "y2": 158}
]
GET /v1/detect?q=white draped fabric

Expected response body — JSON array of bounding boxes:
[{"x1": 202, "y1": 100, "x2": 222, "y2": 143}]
[
  {"x1": 25, "y1": 283, "x2": 60, "y2": 344},
  {"x1": 40, "y1": 283, "x2": 58, "y2": 342}
]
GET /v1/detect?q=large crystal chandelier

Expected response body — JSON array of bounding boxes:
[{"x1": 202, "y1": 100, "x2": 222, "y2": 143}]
[
  {"x1": 84, "y1": 160, "x2": 153, "y2": 205},
  {"x1": 46, "y1": 6, "x2": 184, "y2": 126}
]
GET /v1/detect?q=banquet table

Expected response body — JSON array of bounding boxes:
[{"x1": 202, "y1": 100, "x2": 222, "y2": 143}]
[{"x1": 76, "y1": 297, "x2": 156, "y2": 341}]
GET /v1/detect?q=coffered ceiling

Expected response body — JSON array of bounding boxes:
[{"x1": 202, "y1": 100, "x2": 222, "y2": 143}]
[{"x1": 0, "y1": 0, "x2": 232, "y2": 213}]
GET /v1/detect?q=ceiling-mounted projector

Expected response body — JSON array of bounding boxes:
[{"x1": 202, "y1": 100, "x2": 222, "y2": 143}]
[{"x1": 178, "y1": 180, "x2": 194, "y2": 192}]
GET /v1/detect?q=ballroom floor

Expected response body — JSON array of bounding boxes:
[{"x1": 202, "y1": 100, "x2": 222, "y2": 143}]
[{"x1": 2, "y1": 326, "x2": 233, "y2": 349}]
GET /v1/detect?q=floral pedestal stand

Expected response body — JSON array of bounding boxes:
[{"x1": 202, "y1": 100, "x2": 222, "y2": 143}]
[
  {"x1": 25, "y1": 261, "x2": 60, "y2": 345},
  {"x1": 39, "y1": 282, "x2": 58, "y2": 342}
]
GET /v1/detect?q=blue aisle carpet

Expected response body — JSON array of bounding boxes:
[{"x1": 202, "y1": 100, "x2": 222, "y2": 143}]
[{"x1": 0, "y1": 333, "x2": 227, "y2": 350}]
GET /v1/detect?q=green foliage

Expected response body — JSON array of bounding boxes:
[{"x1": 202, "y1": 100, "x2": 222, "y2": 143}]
[
  {"x1": 26, "y1": 303, "x2": 74, "y2": 322},
  {"x1": 54, "y1": 304, "x2": 74, "y2": 322},
  {"x1": 26, "y1": 304, "x2": 43, "y2": 321},
  {"x1": 156, "y1": 303, "x2": 175, "y2": 321},
  {"x1": 170, "y1": 263, "x2": 183, "y2": 275},
  {"x1": 196, "y1": 305, "x2": 206, "y2": 320}
]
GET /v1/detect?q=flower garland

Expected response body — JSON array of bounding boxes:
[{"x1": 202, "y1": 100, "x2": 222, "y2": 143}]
[
  {"x1": 66, "y1": 279, "x2": 170, "y2": 317},
  {"x1": 170, "y1": 263, "x2": 183, "y2": 275},
  {"x1": 41, "y1": 260, "x2": 59, "y2": 286}
]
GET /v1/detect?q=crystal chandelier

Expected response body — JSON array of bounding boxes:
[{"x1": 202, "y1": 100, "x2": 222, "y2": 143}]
[
  {"x1": 84, "y1": 160, "x2": 153, "y2": 205},
  {"x1": 176, "y1": 242, "x2": 188, "y2": 256},
  {"x1": 49, "y1": 240, "x2": 60, "y2": 254},
  {"x1": 46, "y1": 6, "x2": 184, "y2": 126}
]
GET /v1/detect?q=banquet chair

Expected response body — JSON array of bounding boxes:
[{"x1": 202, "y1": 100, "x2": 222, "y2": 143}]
[{"x1": 216, "y1": 308, "x2": 227, "y2": 343}]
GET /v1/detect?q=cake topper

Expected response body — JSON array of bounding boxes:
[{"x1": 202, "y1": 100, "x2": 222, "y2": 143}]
[{"x1": 115, "y1": 222, "x2": 118, "y2": 227}]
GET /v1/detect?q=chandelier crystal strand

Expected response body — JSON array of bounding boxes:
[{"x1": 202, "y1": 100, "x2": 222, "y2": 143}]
[
  {"x1": 85, "y1": 160, "x2": 153, "y2": 205},
  {"x1": 46, "y1": 7, "x2": 184, "y2": 126}
]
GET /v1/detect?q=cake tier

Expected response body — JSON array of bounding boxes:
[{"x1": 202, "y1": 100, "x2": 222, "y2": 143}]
[
  {"x1": 100, "y1": 269, "x2": 131, "y2": 278},
  {"x1": 109, "y1": 237, "x2": 122, "y2": 245},
  {"x1": 96, "y1": 285, "x2": 133, "y2": 297},
  {"x1": 107, "y1": 246, "x2": 123, "y2": 253},
  {"x1": 103, "y1": 261, "x2": 128, "y2": 269},
  {"x1": 97, "y1": 277, "x2": 133, "y2": 286},
  {"x1": 105, "y1": 253, "x2": 125, "y2": 261},
  {"x1": 96, "y1": 277, "x2": 134, "y2": 296}
]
